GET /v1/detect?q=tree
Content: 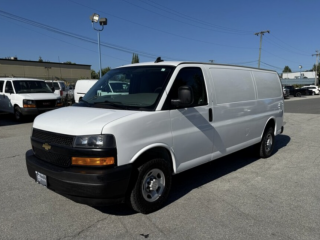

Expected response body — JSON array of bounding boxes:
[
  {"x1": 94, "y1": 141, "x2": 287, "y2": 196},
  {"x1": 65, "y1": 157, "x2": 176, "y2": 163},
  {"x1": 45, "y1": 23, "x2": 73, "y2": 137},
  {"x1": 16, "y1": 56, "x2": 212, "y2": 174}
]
[
  {"x1": 102, "y1": 67, "x2": 111, "y2": 76},
  {"x1": 311, "y1": 64, "x2": 320, "y2": 78},
  {"x1": 131, "y1": 53, "x2": 139, "y2": 64},
  {"x1": 282, "y1": 66, "x2": 292, "y2": 73},
  {"x1": 64, "y1": 61, "x2": 75, "y2": 64},
  {"x1": 91, "y1": 67, "x2": 111, "y2": 79},
  {"x1": 38, "y1": 56, "x2": 43, "y2": 62},
  {"x1": 91, "y1": 70, "x2": 98, "y2": 79}
]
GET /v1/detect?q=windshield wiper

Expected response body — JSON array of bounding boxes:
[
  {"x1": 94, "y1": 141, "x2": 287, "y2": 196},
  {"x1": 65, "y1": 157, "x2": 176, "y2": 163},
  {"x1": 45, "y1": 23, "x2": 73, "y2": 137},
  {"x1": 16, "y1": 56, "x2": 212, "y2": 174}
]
[
  {"x1": 78, "y1": 99, "x2": 92, "y2": 106},
  {"x1": 93, "y1": 101, "x2": 128, "y2": 109}
]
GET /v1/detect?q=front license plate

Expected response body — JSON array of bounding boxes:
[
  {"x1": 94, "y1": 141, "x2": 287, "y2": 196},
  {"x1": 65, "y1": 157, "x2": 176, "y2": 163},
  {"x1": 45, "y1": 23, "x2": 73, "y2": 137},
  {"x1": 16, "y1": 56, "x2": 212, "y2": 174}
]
[{"x1": 35, "y1": 171, "x2": 47, "y2": 187}]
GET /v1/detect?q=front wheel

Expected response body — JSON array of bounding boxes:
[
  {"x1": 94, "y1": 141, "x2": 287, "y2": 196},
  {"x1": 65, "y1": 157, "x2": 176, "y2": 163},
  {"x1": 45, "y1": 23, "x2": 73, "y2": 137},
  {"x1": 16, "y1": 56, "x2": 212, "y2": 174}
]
[
  {"x1": 258, "y1": 127, "x2": 275, "y2": 158},
  {"x1": 129, "y1": 158, "x2": 172, "y2": 214},
  {"x1": 295, "y1": 92, "x2": 301, "y2": 97},
  {"x1": 14, "y1": 106, "x2": 23, "y2": 121}
]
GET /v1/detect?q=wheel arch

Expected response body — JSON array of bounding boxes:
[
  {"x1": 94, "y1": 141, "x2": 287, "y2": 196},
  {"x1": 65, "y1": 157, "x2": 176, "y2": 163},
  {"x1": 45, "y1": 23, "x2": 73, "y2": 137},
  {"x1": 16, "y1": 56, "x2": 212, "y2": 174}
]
[
  {"x1": 129, "y1": 144, "x2": 176, "y2": 174},
  {"x1": 260, "y1": 117, "x2": 276, "y2": 139}
]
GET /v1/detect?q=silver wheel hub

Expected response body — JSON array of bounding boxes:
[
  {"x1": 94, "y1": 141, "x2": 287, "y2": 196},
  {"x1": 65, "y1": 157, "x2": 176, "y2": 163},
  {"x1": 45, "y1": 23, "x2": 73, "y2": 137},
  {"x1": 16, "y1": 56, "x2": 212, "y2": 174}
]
[
  {"x1": 265, "y1": 134, "x2": 273, "y2": 151},
  {"x1": 142, "y1": 168, "x2": 165, "y2": 202}
]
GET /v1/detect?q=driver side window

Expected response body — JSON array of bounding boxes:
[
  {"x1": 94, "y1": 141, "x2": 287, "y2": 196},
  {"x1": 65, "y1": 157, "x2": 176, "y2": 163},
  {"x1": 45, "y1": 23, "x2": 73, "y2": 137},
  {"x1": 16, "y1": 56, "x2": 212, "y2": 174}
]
[{"x1": 163, "y1": 67, "x2": 208, "y2": 110}]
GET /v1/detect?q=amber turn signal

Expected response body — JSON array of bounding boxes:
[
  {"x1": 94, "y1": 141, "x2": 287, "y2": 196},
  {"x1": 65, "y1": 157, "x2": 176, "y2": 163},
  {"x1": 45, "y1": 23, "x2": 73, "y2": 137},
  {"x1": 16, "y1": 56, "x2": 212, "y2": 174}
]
[
  {"x1": 72, "y1": 157, "x2": 115, "y2": 166},
  {"x1": 23, "y1": 104, "x2": 36, "y2": 108}
]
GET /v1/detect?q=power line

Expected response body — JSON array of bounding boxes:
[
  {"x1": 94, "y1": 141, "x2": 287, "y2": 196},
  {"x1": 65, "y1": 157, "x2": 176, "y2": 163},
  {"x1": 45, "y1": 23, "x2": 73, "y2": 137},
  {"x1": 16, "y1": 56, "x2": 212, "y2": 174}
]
[
  {"x1": 139, "y1": 0, "x2": 253, "y2": 34},
  {"x1": 264, "y1": 36, "x2": 310, "y2": 57},
  {"x1": 122, "y1": 0, "x2": 251, "y2": 35},
  {"x1": 260, "y1": 61, "x2": 282, "y2": 70},
  {"x1": 262, "y1": 49, "x2": 301, "y2": 64},
  {"x1": 0, "y1": 10, "x2": 175, "y2": 60},
  {"x1": 267, "y1": 35, "x2": 310, "y2": 56},
  {"x1": 67, "y1": 0, "x2": 256, "y2": 49}
]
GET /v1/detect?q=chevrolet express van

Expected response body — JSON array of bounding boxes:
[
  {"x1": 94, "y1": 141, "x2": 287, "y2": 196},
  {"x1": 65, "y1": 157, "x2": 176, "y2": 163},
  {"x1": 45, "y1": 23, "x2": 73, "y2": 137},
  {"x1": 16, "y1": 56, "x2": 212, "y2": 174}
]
[
  {"x1": 25, "y1": 61, "x2": 284, "y2": 213},
  {"x1": 0, "y1": 78, "x2": 63, "y2": 120}
]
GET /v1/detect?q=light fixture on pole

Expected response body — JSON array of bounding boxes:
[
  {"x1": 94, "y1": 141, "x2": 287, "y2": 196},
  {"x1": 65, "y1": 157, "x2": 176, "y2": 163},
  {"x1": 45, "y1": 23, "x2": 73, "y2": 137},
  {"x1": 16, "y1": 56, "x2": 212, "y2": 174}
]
[
  {"x1": 299, "y1": 65, "x2": 302, "y2": 79},
  {"x1": 90, "y1": 13, "x2": 107, "y2": 78}
]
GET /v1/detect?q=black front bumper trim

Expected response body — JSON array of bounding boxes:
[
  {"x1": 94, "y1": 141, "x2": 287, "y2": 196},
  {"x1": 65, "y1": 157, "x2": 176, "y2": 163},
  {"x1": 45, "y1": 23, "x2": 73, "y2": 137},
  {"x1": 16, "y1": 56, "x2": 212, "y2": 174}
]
[{"x1": 25, "y1": 149, "x2": 132, "y2": 206}]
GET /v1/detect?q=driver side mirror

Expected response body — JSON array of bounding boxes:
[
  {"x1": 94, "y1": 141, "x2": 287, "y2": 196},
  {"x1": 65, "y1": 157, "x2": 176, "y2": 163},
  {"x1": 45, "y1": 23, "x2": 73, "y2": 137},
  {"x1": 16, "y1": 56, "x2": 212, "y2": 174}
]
[{"x1": 171, "y1": 86, "x2": 194, "y2": 107}]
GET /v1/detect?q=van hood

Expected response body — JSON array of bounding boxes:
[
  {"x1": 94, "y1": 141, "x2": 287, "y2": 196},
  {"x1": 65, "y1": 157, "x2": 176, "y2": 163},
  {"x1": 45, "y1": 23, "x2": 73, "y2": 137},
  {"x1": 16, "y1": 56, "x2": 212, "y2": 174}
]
[
  {"x1": 18, "y1": 93, "x2": 59, "y2": 100},
  {"x1": 33, "y1": 106, "x2": 138, "y2": 135}
]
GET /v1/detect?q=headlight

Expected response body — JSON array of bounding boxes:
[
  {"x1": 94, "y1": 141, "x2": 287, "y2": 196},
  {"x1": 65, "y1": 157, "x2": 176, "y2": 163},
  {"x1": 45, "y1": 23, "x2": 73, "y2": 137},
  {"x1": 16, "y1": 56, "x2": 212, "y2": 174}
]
[
  {"x1": 74, "y1": 134, "x2": 116, "y2": 148},
  {"x1": 23, "y1": 99, "x2": 36, "y2": 108}
]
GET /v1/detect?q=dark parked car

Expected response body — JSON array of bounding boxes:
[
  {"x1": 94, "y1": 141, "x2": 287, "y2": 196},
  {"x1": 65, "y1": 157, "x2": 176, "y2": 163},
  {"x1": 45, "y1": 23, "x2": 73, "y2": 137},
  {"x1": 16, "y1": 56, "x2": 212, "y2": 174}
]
[{"x1": 284, "y1": 85, "x2": 311, "y2": 97}]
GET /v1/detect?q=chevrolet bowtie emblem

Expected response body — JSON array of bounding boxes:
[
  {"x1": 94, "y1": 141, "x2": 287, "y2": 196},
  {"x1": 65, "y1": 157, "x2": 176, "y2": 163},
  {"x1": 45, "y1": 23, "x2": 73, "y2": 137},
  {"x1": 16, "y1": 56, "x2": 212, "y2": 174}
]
[{"x1": 42, "y1": 143, "x2": 51, "y2": 151}]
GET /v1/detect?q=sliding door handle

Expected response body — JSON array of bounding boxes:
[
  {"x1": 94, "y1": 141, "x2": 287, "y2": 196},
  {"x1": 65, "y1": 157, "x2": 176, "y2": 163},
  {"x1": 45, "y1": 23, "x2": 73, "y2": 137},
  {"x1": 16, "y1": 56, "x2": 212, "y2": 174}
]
[{"x1": 208, "y1": 108, "x2": 213, "y2": 122}]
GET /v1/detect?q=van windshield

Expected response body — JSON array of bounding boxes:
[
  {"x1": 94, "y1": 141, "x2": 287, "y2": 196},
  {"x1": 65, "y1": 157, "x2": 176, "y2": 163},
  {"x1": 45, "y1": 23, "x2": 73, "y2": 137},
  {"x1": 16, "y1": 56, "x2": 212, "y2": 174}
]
[
  {"x1": 13, "y1": 81, "x2": 53, "y2": 93},
  {"x1": 81, "y1": 66, "x2": 174, "y2": 110}
]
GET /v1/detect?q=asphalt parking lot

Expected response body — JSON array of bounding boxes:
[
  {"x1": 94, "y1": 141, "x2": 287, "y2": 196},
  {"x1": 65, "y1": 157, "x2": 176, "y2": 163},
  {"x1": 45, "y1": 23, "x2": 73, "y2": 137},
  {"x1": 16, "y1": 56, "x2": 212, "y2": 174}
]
[{"x1": 0, "y1": 97, "x2": 320, "y2": 240}]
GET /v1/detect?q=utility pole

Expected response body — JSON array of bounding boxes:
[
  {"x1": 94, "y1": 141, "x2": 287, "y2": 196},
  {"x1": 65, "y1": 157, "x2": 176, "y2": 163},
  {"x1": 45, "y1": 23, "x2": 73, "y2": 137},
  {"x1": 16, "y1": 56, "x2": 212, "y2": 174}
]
[
  {"x1": 312, "y1": 50, "x2": 319, "y2": 85},
  {"x1": 254, "y1": 30, "x2": 270, "y2": 68}
]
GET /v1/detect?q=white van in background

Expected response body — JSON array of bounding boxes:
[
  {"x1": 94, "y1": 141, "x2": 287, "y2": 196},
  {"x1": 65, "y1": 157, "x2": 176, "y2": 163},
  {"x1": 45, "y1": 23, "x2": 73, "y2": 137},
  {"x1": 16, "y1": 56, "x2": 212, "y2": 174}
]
[
  {"x1": 45, "y1": 80, "x2": 67, "y2": 100},
  {"x1": 74, "y1": 79, "x2": 98, "y2": 103},
  {"x1": 26, "y1": 61, "x2": 284, "y2": 213},
  {"x1": 0, "y1": 78, "x2": 63, "y2": 120}
]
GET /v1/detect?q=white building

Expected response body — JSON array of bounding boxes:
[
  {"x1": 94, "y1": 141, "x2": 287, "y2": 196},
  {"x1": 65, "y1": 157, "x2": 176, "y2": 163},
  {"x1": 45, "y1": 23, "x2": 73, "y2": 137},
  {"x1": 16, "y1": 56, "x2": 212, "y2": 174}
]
[{"x1": 282, "y1": 71, "x2": 316, "y2": 79}]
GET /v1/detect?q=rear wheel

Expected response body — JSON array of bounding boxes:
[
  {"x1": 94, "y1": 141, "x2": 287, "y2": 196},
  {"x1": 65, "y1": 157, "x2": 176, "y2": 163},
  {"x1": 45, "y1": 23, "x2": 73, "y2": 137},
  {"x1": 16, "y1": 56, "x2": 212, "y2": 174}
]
[
  {"x1": 295, "y1": 92, "x2": 301, "y2": 97},
  {"x1": 258, "y1": 127, "x2": 275, "y2": 158},
  {"x1": 129, "y1": 158, "x2": 172, "y2": 214},
  {"x1": 14, "y1": 106, "x2": 23, "y2": 121}
]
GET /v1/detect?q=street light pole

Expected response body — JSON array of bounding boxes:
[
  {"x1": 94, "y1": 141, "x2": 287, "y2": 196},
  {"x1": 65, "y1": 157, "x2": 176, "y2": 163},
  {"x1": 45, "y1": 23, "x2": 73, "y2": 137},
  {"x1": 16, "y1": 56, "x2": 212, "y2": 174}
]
[
  {"x1": 312, "y1": 50, "x2": 319, "y2": 85},
  {"x1": 299, "y1": 65, "x2": 302, "y2": 79},
  {"x1": 90, "y1": 13, "x2": 107, "y2": 78},
  {"x1": 97, "y1": 30, "x2": 102, "y2": 78}
]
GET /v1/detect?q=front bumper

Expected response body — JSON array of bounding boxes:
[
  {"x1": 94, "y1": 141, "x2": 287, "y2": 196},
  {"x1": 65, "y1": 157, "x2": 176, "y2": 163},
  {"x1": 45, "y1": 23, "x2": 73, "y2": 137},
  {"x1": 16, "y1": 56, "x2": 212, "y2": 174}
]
[{"x1": 26, "y1": 149, "x2": 132, "y2": 206}]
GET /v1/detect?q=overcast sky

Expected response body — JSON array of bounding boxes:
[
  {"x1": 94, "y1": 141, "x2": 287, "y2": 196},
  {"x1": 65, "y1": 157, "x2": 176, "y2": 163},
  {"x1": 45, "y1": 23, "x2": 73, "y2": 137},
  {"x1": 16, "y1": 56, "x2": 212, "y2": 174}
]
[{"x1": 1, "y1": 0, "x2": 319, "y2": 73}]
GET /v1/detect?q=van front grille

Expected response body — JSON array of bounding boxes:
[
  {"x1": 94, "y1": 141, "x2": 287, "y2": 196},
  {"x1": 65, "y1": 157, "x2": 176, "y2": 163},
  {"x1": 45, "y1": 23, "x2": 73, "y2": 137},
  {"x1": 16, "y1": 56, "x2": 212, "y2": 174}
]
[
  {"x1": 32, "y1": 129, "x2": 74, "y2": 147},
  {"x1": 33, "y1": 147, "x2": 71, "y2": 167},
  {"x1": 35, "y1": 100, "x2": 56, "y2": 108}
]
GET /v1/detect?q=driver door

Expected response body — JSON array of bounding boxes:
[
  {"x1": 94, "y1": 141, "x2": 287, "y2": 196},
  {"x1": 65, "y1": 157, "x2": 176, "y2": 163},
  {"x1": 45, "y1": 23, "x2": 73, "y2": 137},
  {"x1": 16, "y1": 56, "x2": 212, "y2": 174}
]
[{"x1": 165, "y1": 66, "x2": 214, "y2": 173}]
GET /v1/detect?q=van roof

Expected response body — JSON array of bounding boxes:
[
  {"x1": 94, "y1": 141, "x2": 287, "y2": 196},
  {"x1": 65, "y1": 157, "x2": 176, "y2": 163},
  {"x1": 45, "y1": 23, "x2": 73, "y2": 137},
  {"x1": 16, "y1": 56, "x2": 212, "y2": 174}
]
[
  {"x1": 0, "y1": 77, "x2": 45, "y2": 81},
  {"x1": 117, "y1": 61, "x2": 276, "y2": 72}
]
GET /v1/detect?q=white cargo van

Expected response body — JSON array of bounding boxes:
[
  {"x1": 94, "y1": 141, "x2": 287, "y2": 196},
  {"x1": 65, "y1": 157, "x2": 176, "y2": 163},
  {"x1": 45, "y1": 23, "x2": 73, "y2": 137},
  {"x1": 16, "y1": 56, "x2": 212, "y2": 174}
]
[
  {"x1": 74, "y1": 79, "x2": 98, "y2": 103},
  {"x1": 0, "y1": 78, "x2": 63, "y2": 120},
  {"x1": 26, "y1": 61, "x2": 284, "y2": 213}
]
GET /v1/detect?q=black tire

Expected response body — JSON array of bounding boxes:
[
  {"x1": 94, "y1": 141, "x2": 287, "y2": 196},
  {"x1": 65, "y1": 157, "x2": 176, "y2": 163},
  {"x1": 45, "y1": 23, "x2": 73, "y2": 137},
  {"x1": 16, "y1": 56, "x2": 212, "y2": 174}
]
[
  {"x1": 129, "y1": 158, "x2": 172, "y2": 214},
  {"x1": 258, "y1": 127, "x2": 275, "y2": 158},
  {"x1": 295, "y1": 92, "x2": 301, "y2": 97},
  {"x1": 14, "y1": 106, "x2": 23, "y2": 121}
]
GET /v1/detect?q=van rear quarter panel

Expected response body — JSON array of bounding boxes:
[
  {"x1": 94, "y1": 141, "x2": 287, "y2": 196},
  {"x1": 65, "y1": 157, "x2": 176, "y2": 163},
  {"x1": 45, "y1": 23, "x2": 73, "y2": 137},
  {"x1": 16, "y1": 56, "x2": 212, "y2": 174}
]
[
  {"x1": 252, "y1": 70, "x2": 284, "y2": 135},
  {"x1": 207, "y1": 66, "x2": 283, "y2": 156}
]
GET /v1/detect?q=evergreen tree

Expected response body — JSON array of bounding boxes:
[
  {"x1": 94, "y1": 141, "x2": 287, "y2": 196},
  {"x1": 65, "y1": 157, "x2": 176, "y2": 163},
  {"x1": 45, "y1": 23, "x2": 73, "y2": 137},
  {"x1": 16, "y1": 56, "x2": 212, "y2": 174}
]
[
  {"x1": 131, "y1": 53, "x2": 139, "y2": 64},
  {"x1": 282, "y1": 66, "x2": 292, "y2": 73}
]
